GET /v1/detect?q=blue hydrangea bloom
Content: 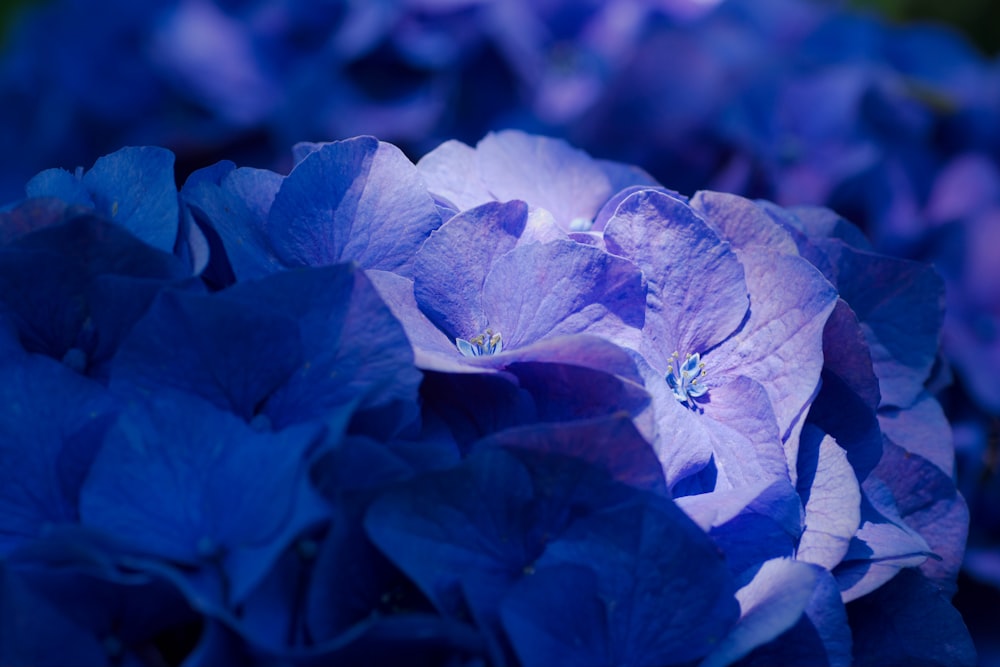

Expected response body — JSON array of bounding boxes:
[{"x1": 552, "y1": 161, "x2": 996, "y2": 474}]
[
  {"x1": 0, "y1": 0, "x2": 996, "y2": 657},
  {"x1": 0, "y1": 131, "x2": 977, "y2": 666}
]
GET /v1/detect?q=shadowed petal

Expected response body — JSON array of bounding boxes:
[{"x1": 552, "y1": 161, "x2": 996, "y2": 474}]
[
  {"x1": 701, "y1": 558, "x2": 821, "y2": 667},
  {"x1": 26, "y1": 146, "x2": 179, "y2": 253}
]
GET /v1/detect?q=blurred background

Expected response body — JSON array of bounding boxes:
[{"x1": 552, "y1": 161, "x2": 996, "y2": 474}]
[{"x1": 851, "y1": 0, "x2": 1000, "y2": 54}]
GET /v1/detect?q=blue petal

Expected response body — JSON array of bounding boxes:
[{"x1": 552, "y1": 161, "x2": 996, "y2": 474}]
[
  {"x1": 222, "y1": 265, "x2": 422, "y2": 435},
  {"x1": 79, "y1": 391, "x2": 324, "y2": 575},
  {"x1": 28, "y1": 147, "x2": 180, "y2": 253},
  {"x1": 268, "y1": 137, "x2": 442, "y2": 275},
  {"x1": 0, "y1": 561, "x2": 107, "y2": 665},
  {"x1": 0, "y1": 555, "x2": 195, "y2": 667},
  {"x1": 846, "y1": 569, "x2": 975, "y2": 667},
  {"x1": 701, "y1": 558, "x2": 821, "y2": 667},
  {"x1": 0, "y1": 214, "x2": 190, "y2": 378},
  {"x1": 0, "y1": 355, "x2": 119, "y2": 554},
  {"x1": 114, "y1": 264, "x2": 419, "y2": 435},
  {"x1": 823, "y1": 241, "x2": 945, "y2": 409},
  {"x1": 181, "y1": 161, "x2": 284, "y2": 281},
  {"x1": 503, "y1": 493, "x2": 739, "y2": 666},
  {"x1": 110, "y1": 289, "x2": 304, "y2": 424}
]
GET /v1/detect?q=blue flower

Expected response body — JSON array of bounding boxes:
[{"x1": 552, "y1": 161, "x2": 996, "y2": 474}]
[
  {"x1": 0, "y1": 130, "x2": 976, "y2": 665},
  {"x1": 365, "y1": 422, "x2": 738, "y2": 666},
  {"x1": 111, "y1": 262, "x2": 422, "y2": 437},
  {"x1": 182, "y1": 136, "x2": 442, "y2": 283},
  {"x1": 603, "y1": 189, "x2": 837, "y2": 497},
  {"x1": 369, "y1": 198, "x2": 648, "y2": 390},
  {"x1": 78, "y1": 390, "x2": 328, "y2": 613}
]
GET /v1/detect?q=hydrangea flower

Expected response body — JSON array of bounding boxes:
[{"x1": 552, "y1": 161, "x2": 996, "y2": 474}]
[
  {"x1": 2, "y1": 0, "x2": 999, "y2": 656},
  {"x1": 0, "y1": 132, "x2": 976, "y2": 666}
]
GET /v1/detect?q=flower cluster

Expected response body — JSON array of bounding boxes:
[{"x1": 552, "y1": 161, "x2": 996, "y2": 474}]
[
  {"x1": 4, "y1": 0, "x2": 999, "y2": 419},
  {"x1": 0, "y1": 130, "x2": 974, "y2": 665}
]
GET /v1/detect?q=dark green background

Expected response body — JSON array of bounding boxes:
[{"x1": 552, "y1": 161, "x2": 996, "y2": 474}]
[{"x1": 850, "y1": 0, "x2": 1000, "y2": 54}]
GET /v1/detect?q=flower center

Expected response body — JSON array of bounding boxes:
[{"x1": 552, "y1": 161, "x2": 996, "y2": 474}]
[
  {"x1": 456, "y1": 329, "x2": 503, "y2": 357},
  {"x1": 666, "y1": 351, "x2": 708, "y2": 408}
]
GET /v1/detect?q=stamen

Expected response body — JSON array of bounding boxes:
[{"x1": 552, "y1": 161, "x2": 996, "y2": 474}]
[
  {"x1": 665, "y1": 351, "x2": 708, "y2": 408},
  {"x1": 456, "y1": 328, "x2": 503, "y2": 357}
]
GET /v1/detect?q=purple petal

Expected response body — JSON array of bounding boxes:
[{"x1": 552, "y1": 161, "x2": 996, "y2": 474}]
[
  {"x1": 710, "y1": 249, "x2": 837, "y2": 442},
  {"x1": 643, "y1": 356, "x2": 786, "y2": 493},
  {"x1": 690, "y1": 190, "x2": 800, "y2": 255},
  {"x1": 472, "y1": 415, "x2": 666, "y2": 495},
  {"x1": 482, "y1": 239, "x2": 646, "y2": 350},
  {"x1": 412, "y1": 200, "x2": 529, "y2": 340},
  {"x1": 604, "y1": 189, "x2": 748, "y2": 359},
  {"x1": 677, "y1": 479, "x2": 804, "y2": 575},
  {"x1": 872, "y1": 442, "x2": 968, "y2": 596},
  {"x1": 795, "y1": 426, "x2": 862, "y2": 570},
  {"x1": 846, "y1": 569, "x2": 976, "y2": 667},
  {"x1": 416, "y1": 139, "x2": 493, "y2": 212},
  {"x1": 805, "y1": 301, "x2": 885, "y2": 484},
  {"x1": 503, "y1": 358, "x2": 652, "y2": 429},
  {"x1": 740, "y1": 568, "x2": 852, "y2": 667},
  {"x1": 878, "y1": 392, "x2": 954, "y2": 477},
  {"x1": 498, "y1": 334, "x2": 643, "y2": 384},
  {"x1": 475, "y1": 130, "x2": 657, "y2": 231},
  {"x1": 365, "y1": 269, "x2": 482, "y2": 374},
  {"x1": 835, "y1": 476, "x2": 933, "y2": 602}
]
